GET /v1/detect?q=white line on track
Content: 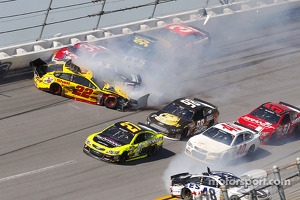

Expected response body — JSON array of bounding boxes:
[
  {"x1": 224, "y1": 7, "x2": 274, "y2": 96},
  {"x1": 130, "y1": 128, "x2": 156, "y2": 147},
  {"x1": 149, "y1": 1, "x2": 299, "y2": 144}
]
[{"x1": 0, "y1": 160, "x2": 77, "y2": 183}]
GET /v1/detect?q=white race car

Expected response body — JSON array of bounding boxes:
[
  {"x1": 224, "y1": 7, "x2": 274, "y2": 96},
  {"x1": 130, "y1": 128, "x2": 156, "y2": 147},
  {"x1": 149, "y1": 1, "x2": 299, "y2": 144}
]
[
  {"x1": 170, "y1": 168, "x2": 271, "y2": 200},
  {"x1": 185, "y1": 122, "x2": 260, "y2": 164}
]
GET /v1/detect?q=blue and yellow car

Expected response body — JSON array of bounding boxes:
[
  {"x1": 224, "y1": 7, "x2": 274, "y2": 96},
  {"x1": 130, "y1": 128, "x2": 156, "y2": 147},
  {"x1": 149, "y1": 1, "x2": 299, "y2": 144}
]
[
  {"x1": 30, "y1": 58, "x2": 148, "y2": 111},
  {"x1": 83, "y1": 121, "x2": 164, "y2": 163}
]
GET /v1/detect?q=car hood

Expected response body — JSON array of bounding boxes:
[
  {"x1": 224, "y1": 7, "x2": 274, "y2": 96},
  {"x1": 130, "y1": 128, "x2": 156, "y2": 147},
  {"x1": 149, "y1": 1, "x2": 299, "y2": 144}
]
[
  {"x1": 189, "y1": 135, "x2": 230, "y2": 153},
  {"x1": 103, "y1": 83, "x2": 130, "y2": 100},
  {"x1": 94, "y1": 135, "x2": 122, "y2": 148},
  {"x1": 237, "y1": 115, "x2": 276, "y2": 132},
  {"x1": 150, "y1": 111, "x2": 189, "y2": 128}
]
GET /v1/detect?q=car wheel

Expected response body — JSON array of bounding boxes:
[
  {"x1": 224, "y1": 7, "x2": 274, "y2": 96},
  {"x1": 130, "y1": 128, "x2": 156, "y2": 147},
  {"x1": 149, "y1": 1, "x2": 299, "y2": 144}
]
[
  {"x1": 208, "y1": 119, "x2": 215, "y2": 128},
  {"x1": 147, "y1": 145, "x2": 157, "y2": 157},
  {"x1": 50, "y1": 83, "x2": 62, "y2": 95},
  {"x1": 182, "y1": 128, "x2": 189, "y2": 139},
  {"x1": 293, "y1": 125, "x2": 300, "y2": 139},
  {"x1": 104, "y1": 96, "x2": 118, "y2": 109},
  {"x1": 247, "y1": 145, "x2": 255, "y2": 157},
  {"x1": 118, "y1": 152, "x2": 128, "y2": 164},
  {"x1": 268, "y1": 133, "x2": 277, "y2": 144},
  {"x1": 181, "y1": 188, "x2": 192, "y2": 200}
]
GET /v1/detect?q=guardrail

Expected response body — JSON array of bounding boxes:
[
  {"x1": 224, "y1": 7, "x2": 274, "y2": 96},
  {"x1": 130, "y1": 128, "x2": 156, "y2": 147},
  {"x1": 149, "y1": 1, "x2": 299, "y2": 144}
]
[{"x1": 0, "y1": 0, "x2": 299, "y2": 78}]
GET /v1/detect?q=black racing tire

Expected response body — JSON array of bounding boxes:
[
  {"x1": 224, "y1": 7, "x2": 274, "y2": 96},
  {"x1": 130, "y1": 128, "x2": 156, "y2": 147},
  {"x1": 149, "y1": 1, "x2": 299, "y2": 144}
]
[
  {"x1": 50, "y1": 83, "x2": 62, "y2": 95},
  {"x1": 293, "y1": 125, "x2": 300, "y2": 139},
  {"x1": 268, "y1": 133, "x2": 277, "y2": 144},
  {"x1": 104, "y1": 96, "x2": 118, "y2": 109},
  {"x1": 181, "y1": 188, "x2": 192, "y2": 200},
  {"x1": 118, "y1": 151, "x2": 128, "y2": 164},
  {"x1": 147, "y1": 145, "x2": 157, "y2": 157},
  {"x1": 208, "y1": 119, "x2": 215, "y2": 128},
  {"x1": 181, "y1": 128, "x2": 189, "y2": 140},
  {"x1": 247, "y1": 145, "x2": 256, "y2": 157}
]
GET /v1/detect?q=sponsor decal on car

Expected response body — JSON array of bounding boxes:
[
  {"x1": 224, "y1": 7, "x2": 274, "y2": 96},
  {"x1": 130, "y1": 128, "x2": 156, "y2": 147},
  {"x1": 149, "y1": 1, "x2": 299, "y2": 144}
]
[{"x1": 43, "y1": 76, "x2": 54, "y2": 84}]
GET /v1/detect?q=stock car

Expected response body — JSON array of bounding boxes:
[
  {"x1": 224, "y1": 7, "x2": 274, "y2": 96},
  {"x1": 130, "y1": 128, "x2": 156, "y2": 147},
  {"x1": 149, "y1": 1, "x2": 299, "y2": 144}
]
[
  {"x1": 30, "y1": 58, "x2": 149, "y2": 111},
  {"x1": 52, "y1": 41, "x2": 145, "y2": 86},
  {"x1": 154, "y1": 23, "x2": 210, "y2": 52},
  {"x1": 185, "y1": 122, "x2": 260, "y2": 164},
  {"x1": 170, "y1": 168, "x2": 271, "y2": 200},
  {"x1": 83, "y1": 121, "x2": 164, "y2": 163},
  {"x1": 237, "y1": 102, "x2": 300, "y2": 144},
  {"x1": 146, "y1": 98, "x2": 219, "y2": 140}
]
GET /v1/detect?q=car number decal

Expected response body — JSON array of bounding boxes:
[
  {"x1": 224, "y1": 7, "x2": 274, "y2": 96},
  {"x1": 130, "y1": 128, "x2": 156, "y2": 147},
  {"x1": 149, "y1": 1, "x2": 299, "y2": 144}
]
[
  {"x1": 167, "y1": 24, "x2": 198, "y2": 34},
  {"x1": 77, "y1": 43, "x2": 105, "y2": 52},
  {"x1": 72, "y1": 85, "x2": 93, "y2": 98},
  {"x1": 187, "y1": 184, "x2": 217, "y2": 200},
  {"x1": 221, "y1": 123, "x2": 242, "y2": 132},
  {"x1": 236, "y1": 143, "x2": 247, "y2": 155},
  {"x1": 180, "y1": 99, "x2": 202, "y2": 108},
  {"x1": 133, "y1": 36, "x2": 150, "y2": 47},
  {"x1": 120, "y1": 122, "x2": 141, "y2": 133}
]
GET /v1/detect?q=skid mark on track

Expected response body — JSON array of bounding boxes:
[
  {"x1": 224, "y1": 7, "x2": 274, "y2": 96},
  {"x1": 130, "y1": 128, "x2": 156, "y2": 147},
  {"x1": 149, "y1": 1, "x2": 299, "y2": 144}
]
[{"x1": 0, "y1": 160, "x2": 76, "y2": 183}]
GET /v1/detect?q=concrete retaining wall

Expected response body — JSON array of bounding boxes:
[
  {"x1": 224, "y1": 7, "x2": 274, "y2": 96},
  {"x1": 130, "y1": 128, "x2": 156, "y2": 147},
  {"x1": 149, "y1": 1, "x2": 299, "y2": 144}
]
[{"x1": 0, "y1": 0, "x2": 299, "y2": 78}]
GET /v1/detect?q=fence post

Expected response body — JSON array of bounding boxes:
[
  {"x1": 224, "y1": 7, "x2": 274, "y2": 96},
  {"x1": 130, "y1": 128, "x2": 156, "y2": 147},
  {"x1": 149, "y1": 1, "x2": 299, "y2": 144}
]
[
  {"x1": 37, "y1": 0, "x2": 54, "y2": 40},
  {"x1": 296, "y1": 157, "x2": 300, "y2": 176},
  {"x1": 220, "y1": 185, "x2": 229, "y2": 200},
  {"x1": 273, "y1": 165, "x2": 286, "y2": 200},
  {"x1": 94, "y1": 0, "x2": 106, "y2": 30}
]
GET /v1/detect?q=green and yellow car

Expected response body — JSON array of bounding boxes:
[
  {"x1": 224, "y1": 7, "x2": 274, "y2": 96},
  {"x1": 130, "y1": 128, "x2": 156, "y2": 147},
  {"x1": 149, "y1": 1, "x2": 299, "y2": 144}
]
[
  {"x1": 83, "y1": 121, "x2": 164, "y2": 163},
  {"x1": 30, "y1": 58, "x2": 148, "y2": 111}
]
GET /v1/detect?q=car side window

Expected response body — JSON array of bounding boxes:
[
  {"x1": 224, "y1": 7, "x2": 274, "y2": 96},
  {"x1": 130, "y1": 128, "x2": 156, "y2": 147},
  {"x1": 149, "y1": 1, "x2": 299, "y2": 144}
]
[
  {"x1": 194, "y1": 110, "x2": 203, "y2": 120},
  {"x1": 234, "y1": 134, "x2": 244, "y2": 145},
  {"x1": 244, "y1": 132, "x2": 253, "y2": 141},
  {"x1": 290, "y1": 112, "x2": 298, "y2": 120},
  {"x1": 134, "y1": 133, "x2": 147, "y2": 144},
  {"x1": 145, "y1": 132, "x2": 154, "y2": 140},
  {"x1": 72, "y1": 75, "x2": 93, "y2": 88},
  {"x1": 55, "y1": 73, "x2": 72, "y2": 81},
  {"x1": 281, "y1": 114, "x2": 290, "y2": 125},
  {"x1": 202, "y1": 177, "x2": 219, "y2": 188}
]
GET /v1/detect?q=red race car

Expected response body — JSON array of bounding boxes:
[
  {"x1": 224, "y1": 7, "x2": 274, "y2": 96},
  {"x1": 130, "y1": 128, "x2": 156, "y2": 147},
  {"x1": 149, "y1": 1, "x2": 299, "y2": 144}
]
[{"x1": 237, "y1": 102, "x2": 300, "y2": 144}]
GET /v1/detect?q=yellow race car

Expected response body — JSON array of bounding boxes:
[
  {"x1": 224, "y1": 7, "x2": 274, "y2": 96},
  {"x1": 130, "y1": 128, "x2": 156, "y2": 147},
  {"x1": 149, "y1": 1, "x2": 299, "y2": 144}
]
[
  {"x1": 83, "y1": 121, "x2": 164, "y2": 163},
  {"x1": 30, "y1": 58, "x2": 148, "y2": 111}
]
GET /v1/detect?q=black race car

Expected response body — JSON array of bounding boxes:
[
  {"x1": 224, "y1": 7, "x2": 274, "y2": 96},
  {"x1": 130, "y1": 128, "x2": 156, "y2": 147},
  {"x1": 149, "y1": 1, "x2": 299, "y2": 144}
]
[{"x1": 146, "y1": 98, "x2": 219, "y2": 140}]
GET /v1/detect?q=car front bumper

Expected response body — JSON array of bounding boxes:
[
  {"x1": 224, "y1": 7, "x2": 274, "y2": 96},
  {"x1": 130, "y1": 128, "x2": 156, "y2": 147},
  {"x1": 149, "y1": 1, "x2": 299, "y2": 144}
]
[{"x1": 83, "y1": 144, "x2": 119, "y2": 163}]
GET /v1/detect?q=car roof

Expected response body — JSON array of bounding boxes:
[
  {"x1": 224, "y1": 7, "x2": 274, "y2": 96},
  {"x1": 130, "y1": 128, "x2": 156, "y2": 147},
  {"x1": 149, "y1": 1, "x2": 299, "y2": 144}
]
[
  {"x1": 261, "y1": 102, "x2": 291, "y2": 115},
  {"x1": 114, "y1": 121, "x2": 149, "y2": 135},
  {"x1": 214, "y1": 122, "x2": 254, "y2": 136},
  {"x1": 173, "y1": 98, "x2": 216, "y2": 111}
]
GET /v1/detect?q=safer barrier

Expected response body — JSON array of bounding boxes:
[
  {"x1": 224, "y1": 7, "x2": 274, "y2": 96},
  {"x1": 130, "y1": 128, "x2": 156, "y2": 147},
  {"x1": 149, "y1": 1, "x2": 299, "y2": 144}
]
[{"x1": 0, "y1": 0, "x2": 299, "y2": 78}]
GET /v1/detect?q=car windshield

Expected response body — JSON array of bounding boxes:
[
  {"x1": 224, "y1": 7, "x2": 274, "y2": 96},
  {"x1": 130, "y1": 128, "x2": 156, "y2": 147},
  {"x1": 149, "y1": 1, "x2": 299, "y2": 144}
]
[
  {"x1": 100, "y1": 125, "x2": 134, "y2": 145},
  {"x1": 162, "y1": 102, "x2": 194, "y2": 121},
  {"x1": 202, "y1": 127, "x2": 234, "y2": 146},
  {"x1": 251, "y1": 106, "x2": 280, "y2": 124},
  {"x1": 65, "y1": 60, "x2": 82, "y2": 73}
]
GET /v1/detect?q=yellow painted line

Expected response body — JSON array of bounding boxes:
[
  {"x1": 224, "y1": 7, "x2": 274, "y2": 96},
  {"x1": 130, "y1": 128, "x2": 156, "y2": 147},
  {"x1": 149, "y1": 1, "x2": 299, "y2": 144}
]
[{"x1": 153, "y1": 195, "x2": 178, "y2": 200}]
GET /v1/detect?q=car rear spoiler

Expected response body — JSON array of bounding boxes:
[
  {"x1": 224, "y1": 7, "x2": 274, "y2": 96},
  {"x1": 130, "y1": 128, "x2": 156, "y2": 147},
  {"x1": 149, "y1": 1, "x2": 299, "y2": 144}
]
[
  {"x1": 29, "y1": 58, "x2": 47, "y2": 77},
  {"x1": 137, "y1": 122, "x2": 161, "y2": 133},
  {"x1": 170, "y1": 172, "x2": 190, "y2": 180},
  {"x1": 279, "y1": 101, "x2": 300, "y2": 112},
  {"x1": 194, "y1": 98, "x2": 218, "y2": 109},
  {"x1": 234, "y1": 122, "x2": 260, "y2": 134}
]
